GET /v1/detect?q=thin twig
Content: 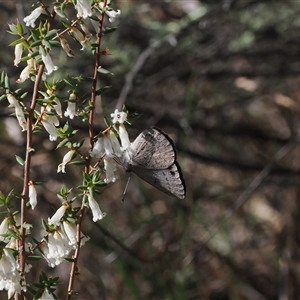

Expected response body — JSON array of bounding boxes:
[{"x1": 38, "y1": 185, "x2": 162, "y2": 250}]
[
  {"x1": 17, "y1": 5, "x2": 55, "y2": 299},
  {"x1": 66, "y1": 2, "x2": 107, "y2": 298},
  {"x1": 18, "y1": 57, "x2": 45, "y2": 300}
]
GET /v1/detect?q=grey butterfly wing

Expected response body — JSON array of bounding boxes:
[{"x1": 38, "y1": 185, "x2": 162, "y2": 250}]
[
  {"x1": 128, "y1": 127, "x2": 175, "y2": 169},
  {"x1": 131, "y1": 162, "x2": 186, "y2": 199}
]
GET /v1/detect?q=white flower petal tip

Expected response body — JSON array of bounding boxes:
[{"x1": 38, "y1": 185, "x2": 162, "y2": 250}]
[
  {"x1": 28, "y1": 183, "x2": 37, "y2": 210},
  {"x1": 23, "y1": 6, "x2": 44, "y2": 28},
  {"x1": 104, "y1": 158, "x2": 117, "y2": 183},
  {"x1": 16, "y1": 59, "x2": 35, "y2": 84},
  {"x1": 64, "y1": 94, "x2": 77, "y2": 119},
  {"x1": 87, "y1": 192, "x2": 106, "y2": 222},
  {"x1": 42, "y1": 53, "x2": 58, "y2": 75},
  {"x1": 48, "y1": 205, "x2": 67, "y2": 227},
  {"x1": 74, "y1": 0, "x2": 92, "y2": 19},
  {"x1": 98, "y1": 3, "x2": 121, "y2": 23},
  {"x1": 106, "y1": 9, "x2": 121, "y2": 22},
  {"x1": 57, "y1": 150, "x2": 75, "y2": 173}
]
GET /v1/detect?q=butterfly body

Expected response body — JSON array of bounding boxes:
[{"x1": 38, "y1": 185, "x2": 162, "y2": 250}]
[{"x1": 122, "y1": 127, "x2": 186, "y2": 199}]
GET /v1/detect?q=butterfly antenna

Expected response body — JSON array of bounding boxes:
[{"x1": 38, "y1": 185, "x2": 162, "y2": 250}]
[{"x1": 122, "y1": 176, "x2": 131, "y2": 203}]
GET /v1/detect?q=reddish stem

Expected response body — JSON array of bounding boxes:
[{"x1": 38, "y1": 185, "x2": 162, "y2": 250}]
[
  {"x1": 67, "y1": 3, "x2": 107, "y2": 298},
  {"x1": 17, "y1": 6, "x2": 56, "y2": 300}
]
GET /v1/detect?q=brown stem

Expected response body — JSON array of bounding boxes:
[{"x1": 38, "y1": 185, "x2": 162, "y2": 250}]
[
  {"x1": 17, "y1": 64, "x2": 45, "y2": 300},
  {"x1": 67, "y1": 2, "x2": 107, "y2": 298},
  {"x1": 53, "y1": 19, "x2": 80, "y2": 40},
  {"x1": 16, "y1": 7, "x2": 56, "y2": 300}
]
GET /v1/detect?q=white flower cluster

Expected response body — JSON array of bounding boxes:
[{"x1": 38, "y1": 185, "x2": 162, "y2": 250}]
[
  {"x1": 78, "y1": 109, "x2": 130, "y2": 222},
  {"x1": 15, "y1": 2, "x2": 121, "y2": 82},
  {"x1": 90, "y1": 109, "x2": 130, "y2": 185},
  {"x1": 0, "y1": 248, "x2": 22, "y2": 299},
  {"x1": 42, "y1": 207, "x2": 88, "y2": 268},
  {"x1": 0, "y1": 218, "x2": 32, "y2": 298},
  {"x1": 74, "y1": 0, "x2": 121, "y2": 21},
  {"x1": 6, "y1": 92, "x2": 73, "y2": 143},
  {"x1": 41, "y1": 222, "x2": 88, "y2": 268}
]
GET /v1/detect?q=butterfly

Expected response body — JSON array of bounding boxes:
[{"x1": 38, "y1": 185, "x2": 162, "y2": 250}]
[{"x1": 122, "y1": 127, "x2": 186, "y2": 199}]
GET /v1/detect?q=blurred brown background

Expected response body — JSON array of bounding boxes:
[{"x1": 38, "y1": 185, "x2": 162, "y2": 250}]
[{"x1": 1, "y1": 1, "x2": 300, "y2": 299}]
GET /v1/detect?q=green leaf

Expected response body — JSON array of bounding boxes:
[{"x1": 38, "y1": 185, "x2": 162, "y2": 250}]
[
  {"x1": 44, "y1": 29, "x2": 58, "y2": 40},
  {"x1": 9, "y1": 38, "x2": 24, "y2": 47},
  {"x1": 20, "y1": 92, "x2": 29, "y2": 99},
  {"x1": 39, "y1": 46, "x2": 47, "y2": 56},
  {"x1": 28, "y1": 147, "x2": 35, "y2": 153},
  {"x1": 70, "y1": 160, "x2": 85, "y2": 166},
  {"x1": 4, "y1": 74, "x2": 10, "y2": 90},
  {"x1": 33, "y1": 128, "x2": 43, "y2": 135},
  {"x1": 30, "y1": 50, "x2": 40, "y2": 57},
  {"x1": 0, "y1": 71, "x2": 5, "y2": 84},
  {"x1": 64, "y1": 257, "x2": 75, "y2": 262},
  {"x1": 62, "y1": 21, "x2": 71, "y2": 29},
  {"x1": 40, "y1": 271, "x2": 48, "y2": 282},
  {"x1": 43, "y1": 39, "x2": 52, "y2": 50},
  {"x1": 103, "y1": 27, "x2": 118, "y2": 34},
  {"x1": 66, "y1": 216, "x2": 76, "y2": 223},
  {"x1": 7, "y1": 228, "x2": 19, "y2": 240},
  {"x1": 42, "y1": 219, "x2": 48, "y2": 231},
  {"x1": 27, "y1": 255, "x2": 42, "y2": 261},
  {"x1": 0, "y1": 94, "x2": 7, "y2": 102},
  {"x1": 83, "y1": 172, "x2": 92, "y2": 183},
  {"x1": 95, "y1": 182, "x2": 108, "y2": 187},
  {"x1": 15, "y1": 155, "x2": 25, "y2": 166},
  {"x1": 7, "y1": 23, "x2": 19, "y2": 35},
  {"x1": 83, "y1": 104, "x2": 95, "y2": 112},
  {"x1": 25, "y1": 285, "x2": 37, "y2": 295},
  {"x1": 34, "y1": 291, "x2": 46, "y2": 300},
  {"x1": 30, "y1": 29, "x2": 41, "y2": 42},
  {"x1": 16, "y1": 20, "x2": 24, "y2": 35},
  {"x1": 89, "y1": 14, "x2": 99, "y2": 21},
  {"x1": 48, "y1": 40, "x2": 60, "y2": 47},
  {"x1": 96, "y1": 86, "x2": 111, "y2": 95},
  {"x1": 31, "y1": 40, "x2": 42, "y2": 48},
  {"x1": 72, "y1": 140, "x2": 84, "y2": 149},
  {"x1": 55, "y1": 6, "x2": 68, "y2": 19},
  {"x1": 56, "y1": 138, "x2": 70, "y2": 149},
  {"x1": 22, "y1": 223, "x2": 33, "y2": 230},
  {"x1": 103, "y1": 116, "x2": 111, "y2": 127},
  {"x1": 97, "y1": 67, "x2": 114, "y2": 75},
  {"x1": 77, "y1": 185, "x2": 87, "y2": 191},
  {"x1": 32, "y1": 181, "x2": 44, "y2": 185},
  {"x1": 32, "y1": 237, "x2": 40, "y2": 245}
]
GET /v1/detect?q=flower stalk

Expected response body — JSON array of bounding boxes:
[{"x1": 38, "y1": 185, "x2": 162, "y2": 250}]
[{"x1": 67, "y1": 1, "x2": 108, "y2": 298}]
